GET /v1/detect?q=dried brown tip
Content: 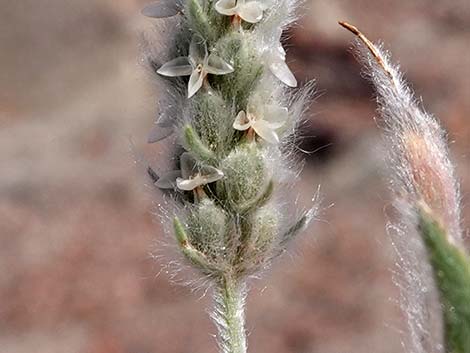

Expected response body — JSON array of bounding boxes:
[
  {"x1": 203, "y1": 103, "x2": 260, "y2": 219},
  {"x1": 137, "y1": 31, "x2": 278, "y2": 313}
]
[{"x1": 338, "y1": 21, "x2": 393, "y2": 80}]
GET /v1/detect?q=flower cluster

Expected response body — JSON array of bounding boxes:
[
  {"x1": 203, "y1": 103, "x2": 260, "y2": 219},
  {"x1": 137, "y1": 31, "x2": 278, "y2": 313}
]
[{"x1": 142, "y1": 1, "x2": 317, "y2": 353}]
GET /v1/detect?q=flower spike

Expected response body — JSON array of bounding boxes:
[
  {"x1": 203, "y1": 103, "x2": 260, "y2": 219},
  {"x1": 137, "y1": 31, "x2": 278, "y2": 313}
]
[{"x1": 142, "y1": 0, "x2": 318, "y2": 352}]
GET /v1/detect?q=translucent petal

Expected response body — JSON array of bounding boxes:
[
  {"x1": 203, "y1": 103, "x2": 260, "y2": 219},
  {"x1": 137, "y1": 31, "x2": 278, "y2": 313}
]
[
  {"x1": 157, "y1": 57, "x2": 193, "y2": 77},
  {"x1": 155, "y1": 170, "x2": 181, "y2": 189},
  {"x1": 253, "y1": 120, "x2": 280, "y2": 144},
  {"x1": 263, "y1": 104, "x2": 288, "y2": 129},
  {"x1": 141, "y1": 0, "x2": 181, "y2": 18},
  {"x1": 238, "y1": 2, "x2": 264, "y2": 23},
  {"x1": 269, "y1": 59, "x2": 297, "y2": 87},
  {"x1": 156, "y1": 111, "x2": 174, "y2": 128},
  {"x1": 188, "y1": 70, "x2": 205, "y2": 98},
  {"x1": 147, "y1": 124, "x2": 174, "y2": 143},
  {"x1": 215, "y1": 0, "x2": 238, "y2": 16},
  {"x1": 233, "y1": 111, "x2": 252, "y2": 131},
  {"x1": 206, "y1": 54, "x2": 234, "y2": 75},
  {"x1": 189, "y1": 36, "x2": 208, "y2": 64},
  {"x1": 180, "y1": 152, "x2": 197, "y2": 180}
]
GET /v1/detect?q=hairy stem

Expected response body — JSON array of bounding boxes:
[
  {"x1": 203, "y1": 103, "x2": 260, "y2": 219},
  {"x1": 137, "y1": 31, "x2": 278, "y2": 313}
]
[
  {"x1": 213, "y1": 275, "x2": 247, "y2": 353},
  {"x1": 419, "y1": 209, "x2": 470, "y2": 353}
]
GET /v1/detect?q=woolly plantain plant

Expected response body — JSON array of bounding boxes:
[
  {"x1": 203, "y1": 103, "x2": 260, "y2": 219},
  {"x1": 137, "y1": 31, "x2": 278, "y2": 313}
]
[
  {"x1": 340, "y1": 22, "x2": 470, "y2": 353},
  {"x1": 141, "y1": 1, "x2": 318, "y2": 353}
]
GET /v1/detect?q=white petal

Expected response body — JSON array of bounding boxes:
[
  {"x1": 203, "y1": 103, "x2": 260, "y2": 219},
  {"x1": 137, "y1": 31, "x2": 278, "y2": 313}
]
[
  {"x1": 269, "y1": 59, "x2": 297, "y2": 87},
  {"x1": 177, "y1": 169, "x2": 224, "y2": 190},
  {"x1": 215, "y1": 0, "x2": 238, "y2": 16},
  {"x1": 180, "y1": 152, "x2": 197, "y2": 180},
  {"x1": 238, "y1": 2, "x2": 264, "y2": 23},
  {"x1": 189, "y1": 36, "x2": 208, "y2": 64},
  {"x1": 157, "y1": 57, "x2": 193, "y2": 77},
  {"x1": 155, "y1": 170, "x2": 181, "y2": 189},
  {"x1": 188, "y1": 70, "x2": 205, "y2": 98},
  {"x1": 253, "y1": 120, "x2": 280, "y2": 144},
  {"x1": 176, "y1": 177, "x2": 202, "y2": 191},
  {"x1": 147, "y1": 124, "x2": 174, "y2": 143},
  {"x1": 206, "y1": 54, "x2": 234, "y2": 75},
  {"x1": 233, "y1": 111, "x2": 252, "y2": 131},
  {"x1": 263, "y1": 104, "x2": 288, "y2": 129},
  {"x1": 277, "y1": 43, "x2": 286, "y2": 59},
  {"x1": 141, "y1": 0, "x2": 181, "y2": 18}
]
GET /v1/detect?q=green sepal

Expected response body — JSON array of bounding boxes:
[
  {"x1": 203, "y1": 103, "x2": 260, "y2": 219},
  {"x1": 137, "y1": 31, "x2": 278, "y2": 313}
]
[
  {"x1": 186, "y1": 0, "x2": 215, "y2": 43},
  {"x1": 238, "y1": 180, "x2": 274, "y2": 213},
  {"x1": 211, "y1": 33, "x2": 264, "y2": 108},
  {"x1": 218, "y1": 144, "x2": 268, "y2": 209},
  {"x1": 183, "y1": 124, "x2": 216, "y2": 162},
  {"x1": 193, "y1": 92, "x2": 235, "y2": 155},
  {"x1": 173, "y1": 217, "x2": 218, "y2": 271},
  {"x1": 418, "y1": 210, "x2": 470, "y2": 353}
]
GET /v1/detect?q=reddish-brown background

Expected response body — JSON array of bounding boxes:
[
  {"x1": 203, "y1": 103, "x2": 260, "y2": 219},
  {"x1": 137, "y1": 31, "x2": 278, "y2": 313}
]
[{"x1": 1, "y1": 1, "x2": 469, "y2": 352}]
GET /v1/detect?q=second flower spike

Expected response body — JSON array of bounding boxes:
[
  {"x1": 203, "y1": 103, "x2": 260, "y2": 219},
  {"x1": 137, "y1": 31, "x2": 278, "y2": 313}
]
[{"x1": 157, "y1": 37, "x2": 234, "y2": 98}]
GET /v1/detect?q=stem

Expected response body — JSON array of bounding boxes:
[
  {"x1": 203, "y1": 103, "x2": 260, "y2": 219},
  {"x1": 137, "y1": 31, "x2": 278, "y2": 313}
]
[
  {"x1": 418, "y1": 209, "x2": 470, "y2": 353},
  {"x1": 213, "y1": 275, "x2": 247, "y2": 353}
]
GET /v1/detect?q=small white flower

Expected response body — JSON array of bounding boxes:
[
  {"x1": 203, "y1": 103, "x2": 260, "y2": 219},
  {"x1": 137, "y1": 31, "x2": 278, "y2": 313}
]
[
  {"x1": 156, "y1": 153, "x2": 224, "y2": 191},
  {"x1": 157, "y1": 37, "x2": 234, "y2": 98},
  {"x1": 215, "y1": 0, "x2": 266, "y2": 24},
  {"x1": 141, "y1": 0, "x2": 182, "y2": 19},
  {"x1": 233, "y1": 100, "x2": 288, "y2": 144},
  {"x1": 263, "y1": 30, "x2": 297, "y2": 87}
]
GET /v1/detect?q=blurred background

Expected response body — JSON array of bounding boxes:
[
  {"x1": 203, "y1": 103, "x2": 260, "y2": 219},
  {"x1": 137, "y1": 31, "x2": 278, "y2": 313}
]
[{"x1": 1, "y1": 1, "x2": 469, "y2": 352}]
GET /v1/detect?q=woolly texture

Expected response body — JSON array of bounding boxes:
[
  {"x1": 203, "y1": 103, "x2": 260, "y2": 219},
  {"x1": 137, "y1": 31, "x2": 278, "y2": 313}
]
[
  {"x1": 339, "y1": 22, "x2": 469, "y2": 353},
  {"x1": 142, "y1": 2, "x2": 318, "y2": 353}
]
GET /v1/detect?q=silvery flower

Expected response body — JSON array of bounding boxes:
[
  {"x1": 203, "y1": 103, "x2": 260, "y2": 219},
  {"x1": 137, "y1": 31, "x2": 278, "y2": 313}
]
[
  {"x1": 215, "y1": 0, "x2": 266, "y2": 24},
  {"x1": 233, "y1": 100, "x2": 288, "y2": 144},
  {"x1": 157, "y1": 37, "x2": 234, "y2": 98},
  {"x1": 156, "y1": 152, "x2": 224, "y2": 191}
]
